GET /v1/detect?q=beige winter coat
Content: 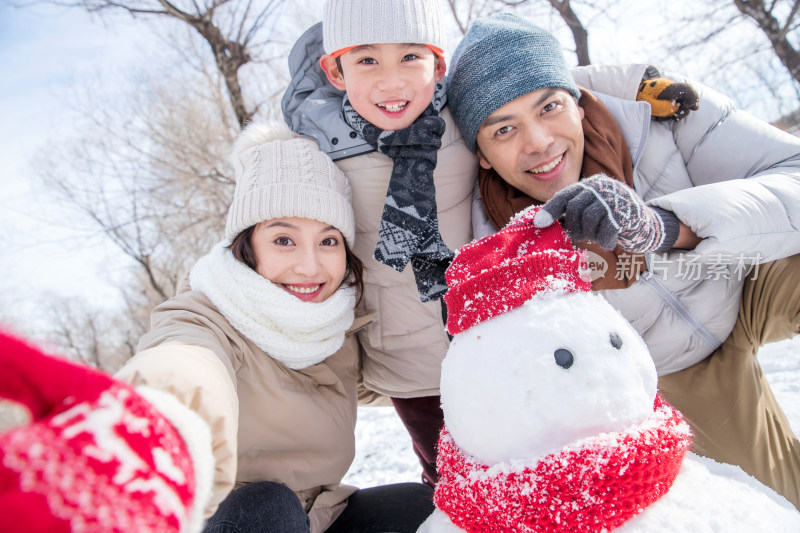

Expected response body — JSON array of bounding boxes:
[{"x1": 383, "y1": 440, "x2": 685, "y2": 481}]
[
  {"x1": 115, "y1": 288, "x2": 370, "y2": 532},
  {"x1": 336, "y1": 107, "x2": 478, "y2": 398}
]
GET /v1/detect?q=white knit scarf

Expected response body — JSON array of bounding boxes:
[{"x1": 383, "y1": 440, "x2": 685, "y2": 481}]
[{"x1": 189, "y1": 243, "x2": 355, "y2": 369}]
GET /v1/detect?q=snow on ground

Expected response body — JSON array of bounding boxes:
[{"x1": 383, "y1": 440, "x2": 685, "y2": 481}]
[
  {"x1": 759, "y1": 335, "x2": 800, "y2": 427},
  {"x1": 345, "y1": 336, "x2": 800, "y2": 487},
  {"x1": 343, "y1": 405, "x2": 421, "y2": 486}
]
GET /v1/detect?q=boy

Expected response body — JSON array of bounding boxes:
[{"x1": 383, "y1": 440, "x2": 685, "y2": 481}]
[{"x1": 282, "y1": 0, "x2": 478, "y2": 487}]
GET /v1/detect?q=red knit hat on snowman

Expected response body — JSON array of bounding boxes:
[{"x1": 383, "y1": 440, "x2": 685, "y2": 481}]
[
  {"x1": 444, "y1": 207, "x2": 592, "y2": 335},
  {"x1": 435, "y1": 207, "x2": 691, "y2": 533}
]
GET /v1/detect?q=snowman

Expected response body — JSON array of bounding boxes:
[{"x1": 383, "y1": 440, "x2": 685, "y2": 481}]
[{"x1": 418, "y1": 209, "x2": 800, "y2": 533}]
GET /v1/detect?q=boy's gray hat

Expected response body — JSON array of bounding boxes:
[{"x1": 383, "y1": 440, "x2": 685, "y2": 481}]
[
  {"x1": 448, "y1": 13, "x2": 581, "y2": 153},
  {"x1": 323, "y1": 0, "x2": 446, "y2": 55},
  {"x1": 225, "y1": 122, "x2": 355, "y2": 246}
]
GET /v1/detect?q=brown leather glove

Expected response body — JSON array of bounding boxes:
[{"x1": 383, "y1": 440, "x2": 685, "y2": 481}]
[{"x1": 637, "y1": 78, "x2": 699, "y2": 121}]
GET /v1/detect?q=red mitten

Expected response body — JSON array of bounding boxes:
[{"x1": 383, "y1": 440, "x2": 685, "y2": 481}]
[{"x1": 0, "y1": 331, "x2": 207, "y2": 533}]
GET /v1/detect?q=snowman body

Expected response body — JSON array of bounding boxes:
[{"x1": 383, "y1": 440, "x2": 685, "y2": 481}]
[{"x1": 420, "y1": 291, "x2": 800, "y2": 532}]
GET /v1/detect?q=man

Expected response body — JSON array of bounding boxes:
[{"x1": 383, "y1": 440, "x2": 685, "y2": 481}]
[{"x1": 447, "y1": 12, "x2": 800, "y2": 509}]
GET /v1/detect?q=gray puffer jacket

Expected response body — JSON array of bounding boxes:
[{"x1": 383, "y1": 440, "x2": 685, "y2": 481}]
[{"x1": 475, "y1": 64, "x2": 800, "y2": 375}]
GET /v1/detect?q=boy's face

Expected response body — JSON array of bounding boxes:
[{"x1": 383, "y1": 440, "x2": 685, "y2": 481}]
[
  {"x1": 475, "y1": 88, "x2": 585, "y2": 203},
  {"x1": 321, "y1": 43, "x2": 446, "y2": 131}
]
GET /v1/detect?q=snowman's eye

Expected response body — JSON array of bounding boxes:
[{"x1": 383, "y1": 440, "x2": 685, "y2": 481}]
[
  {"x1": 609, "y1": 332, "x2": 623, "y2": 350},
  {"x1": 554, "y1": 348, "x2": 574, "y2": 369}
]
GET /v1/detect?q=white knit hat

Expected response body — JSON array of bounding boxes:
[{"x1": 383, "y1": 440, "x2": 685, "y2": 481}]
[
  {"x1": 225, "y1": 122, "x2": 355, "y2": 246},
  {"x1": 323, "y1": 0, "x2": 446, "y2": 56}
]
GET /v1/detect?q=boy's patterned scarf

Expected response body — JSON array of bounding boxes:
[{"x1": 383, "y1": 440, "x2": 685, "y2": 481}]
[
  {"x1": 434, "y1": 396, "x2": 691, "y2": 532},
  {"x1": 342, "y1": 84, "x2": 451, "y2": 302}
]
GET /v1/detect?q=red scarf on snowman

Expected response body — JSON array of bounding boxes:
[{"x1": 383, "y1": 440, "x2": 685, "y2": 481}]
[
  {"x1": 438, "y1": 211, "x2": 692, "y2": 532},
  {"x1": 434, "y1": 396, "x2": 691, "y2": 533}
]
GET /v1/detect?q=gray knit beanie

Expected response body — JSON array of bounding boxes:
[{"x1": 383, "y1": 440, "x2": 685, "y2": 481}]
[
  {"x1": 448, "y1": 13, "x2": 581, "y2": 153},
  {"x1": 225, "y1": 122, "x2": 355, "y2": 246},
  {"x1": 323, "y1": 0, "x2": 446, "y2": 55}
]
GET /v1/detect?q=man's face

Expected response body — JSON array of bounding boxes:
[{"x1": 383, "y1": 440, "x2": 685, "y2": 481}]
[{"x1": 475, "y1": 88, "x2": 585, "y2": 203}]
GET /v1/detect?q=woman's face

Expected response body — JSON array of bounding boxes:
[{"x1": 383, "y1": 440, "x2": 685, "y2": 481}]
[{"x1": 251, "y1": 217, "x2": 347, "y2": 303}]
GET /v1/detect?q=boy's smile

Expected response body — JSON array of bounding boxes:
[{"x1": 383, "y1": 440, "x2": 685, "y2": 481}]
[
  {"x1": 321, "y1": 43, "x2": 446, "y2": 131},
  {"x1": 377, "y1": 100, "x2": 409, "y2": 113},
  {"x1": 376, "y1": 99, "x2": 411, "y2": 123}
]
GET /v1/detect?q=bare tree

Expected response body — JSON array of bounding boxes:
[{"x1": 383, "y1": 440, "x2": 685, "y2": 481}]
[
  {"x1": 543, "y1": 0, "x2": 590, "y2": 65},
  {"x1": 445, "y1": 0, "x2": 799, "y2": 119},
  {"x1": 13, "y1": 0, "x2": 304, "y2": 366},
  {"x1": 444, "y1": 0, "x2": 593, "y2": 65},
  {"x1": 732, "y1": 0, "x2": 800, "y2": 84},
  {"x1": 41, "y1": 296, "x2": 110, "y2": 369},
  {"x1": 30, "y1": 58, "x2": 241, "y2": 366},
  {"x1": 0, "y1": 288, "x2": 134, "y2": 372},
  {"x1": 33, "y1": 0, "x2": 287, "y2": 128},
  {"x1": 445, "y1": 0, "x2": 502, "y2": 35},
  {"x1": 659, "y1": 0, "x2": 800, "y2": 120},
  {"x1": 39, "y1": 66, "x2": 235, "y2": 287}
]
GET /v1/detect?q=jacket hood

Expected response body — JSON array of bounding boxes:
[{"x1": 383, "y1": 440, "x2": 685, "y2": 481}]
[{"x1": 281, "y1": 22, "x2": 374, "y2": 161}]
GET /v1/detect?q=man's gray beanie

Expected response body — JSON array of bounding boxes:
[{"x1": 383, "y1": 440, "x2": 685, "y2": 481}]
[{"x1": 448, "y1": 13, "x2": 581, "y2": 153}]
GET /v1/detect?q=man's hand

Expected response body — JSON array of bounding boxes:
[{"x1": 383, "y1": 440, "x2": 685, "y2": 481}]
[
  {"x1": 0, "y1": 331, "x2": 206, "y2": 533},
  {"x1": 533, "y1": 174, "x2": 680, "y2": 253}
]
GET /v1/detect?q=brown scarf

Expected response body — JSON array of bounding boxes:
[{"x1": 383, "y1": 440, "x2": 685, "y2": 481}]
[{"x1": 479, "y1": 88, "x2": 645, "y2": 290}]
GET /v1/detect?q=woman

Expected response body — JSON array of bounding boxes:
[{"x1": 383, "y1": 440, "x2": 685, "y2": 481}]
[{"x1": 115, "y1": 123, "x2": 433, "y2": 533}]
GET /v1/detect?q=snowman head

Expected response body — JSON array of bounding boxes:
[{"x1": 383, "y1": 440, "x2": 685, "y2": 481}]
[{"x1": 441, "y1": 209, "x2": 657, "y2": 465}]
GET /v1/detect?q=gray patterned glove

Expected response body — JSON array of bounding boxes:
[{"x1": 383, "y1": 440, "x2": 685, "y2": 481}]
[{"x1": 533, "y1": 174, "x2": 680, "y2": 253}]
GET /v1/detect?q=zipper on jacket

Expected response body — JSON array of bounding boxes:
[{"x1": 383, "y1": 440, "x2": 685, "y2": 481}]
[{"x1": 639, "y1": 262, "x2": 722, "y2": 351}]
